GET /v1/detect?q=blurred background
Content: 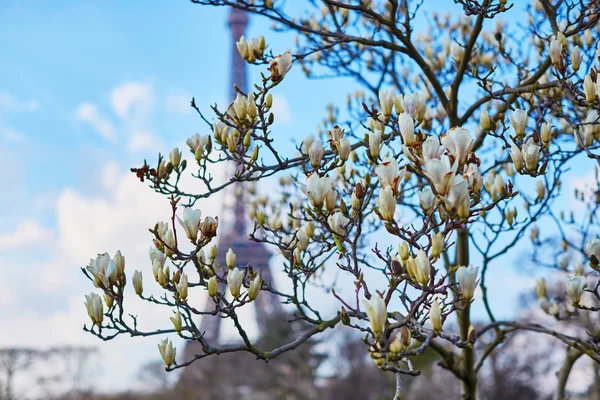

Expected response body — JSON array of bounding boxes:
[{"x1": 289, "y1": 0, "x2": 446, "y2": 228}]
[{"x1": 0, "y1": 1, "x2": 598, "y2": 399}]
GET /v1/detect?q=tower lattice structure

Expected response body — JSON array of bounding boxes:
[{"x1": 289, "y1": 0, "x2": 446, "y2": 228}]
[{"x1": 179, "y1": 7, "x2": 283, "y2": 390}]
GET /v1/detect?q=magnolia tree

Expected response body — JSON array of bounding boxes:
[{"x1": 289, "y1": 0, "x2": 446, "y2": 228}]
[{"x1": 82, "y1": 0, "x2": 600, "y2": 398}]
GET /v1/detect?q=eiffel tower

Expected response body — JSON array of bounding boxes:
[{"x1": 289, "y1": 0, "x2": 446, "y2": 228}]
[{"x1": 178, "y1": 7, "x2": 285, "y2": 394}]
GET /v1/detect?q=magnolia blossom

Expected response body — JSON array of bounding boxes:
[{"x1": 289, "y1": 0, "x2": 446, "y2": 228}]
[
  {"x1": 441, "y1": 127, "x2": 474, "y2": 165},
  {"x1": 422, "y1": 135, "x2": 444, "y2": 162},
  {"x1": 208, "y1": 276, "x2": 218, "y2": 297},
  {"x1": 337, "y1": 138, "x2": 351, "y2": 161},
  {"x1": 324, "y1": 188, "x2": 338, "y2": 212},
  {"x1": 463, "y1": 164, "x2": 482, "y2": 193},
  {"x1": 158, "y1": 338, "x2": 176, "y2": 368},
  {"x1": 549, "y1": 37, "x2": 563, "y2": 67},
  {"x1": 480, "y1": 110, "x2": 491, "y2": 131},
  {"x1": 379, "y1": 90, "x2": 394, "y2": 117},
  {"x1": 540, "y1": 122, "x2": 552, "y2": 145},
  {"x1": 227, "y1": 268, "x2": 244, "y2": 299},
  {"x1": 430, "y1": 297, "x2": 442, "y2": 332},
  {"x1": 431, "y1": 232, "x2": 445, "y2": 258},
  {"x1": 363, "y1": 295, "x2": 387, "y2": 336},
  {"x1": 535, "y1": 278, "x2": 546, "y2": 299},
  {"x1": 566, "y1": 276, "x2": 586, "y2": 304},
  {"x1": 301, "y1": 174, "x2": 332, "y2": 208},
  {"x1": 419, "y1": 187, "x2": 436, "y2": 213},
  {"x1": 402, "y1": 92, "x2": 426, "y2": 121},
  {"x1": 445, "y1": 175, "x2": 470, "y2": 218},
  {"x1": 377, "y1": 186, "x2": 397, "y2": 222},
  {"x1": 571, "y1": 45, "x2": 582, "y2": 71},
  {"x1": 296, "y1": 228, "x2": 310, "y2": 251},
  {"x1": 269, "y1": 51, "x2": 293, "y2": 81},
  {"x1": 132, "y1": 270, "x2": 143, "y2": 296},
  {"x1": 456, "y1": 265, "x2": 479, "y2": 300},
  {"x1": 226, "y1": 248, "x2": 237, "y2": 269},
  {"x1": 585, "y1": 238, "x2": 600, "y2": 264},
  {"x1": 510, "y1": 109, "x2": 528, "y2": 138},
  {"x1": 187, "y1": 133, "x2": 211, "y2": 154},
  {"x1": 170, "y1": 311, "x2": 182, "y2": 332},
  {"x1": 522, "y1": 139, "x2": 541, "y2": 172},
  {"x1": 308, "y1": 140, "x2": 324, "y2": 169},
  {"x1": 169, "y1": 147, "x2": 182, "y2": 169},
  {"x1": 368, "y1": 129, "x2": 383, "y2": 159},
  {"x1": 414, "y1": 250, "x2": 431, "y2": 286},
  {"x1": 328, "y1": 211, "x2": 350, "y2": 236},
  {"x1": 510, "y1": 145, "x2": 524, "y2": 171},
  {"x1": 375, "y1": 157, "x2": 400, "y2": 194},
  {"x1": 536, "y1": 180, "x2": 546, "y2": 199},
  {"x1": 86, "y1": 253, "x2": 118, "y2": 288},
  {"x1": 84, "y1": 293, "x2": 104, "y2": 326},
  {"x1": 176, "y1": 273, "x2": 188, "y2": 301},
  {"x1": 424, "y1": 156, "x2": 457, "y2": 195},
  {"x1": 177, "y1": 207, "x2": 202, "y2": 242},
  {"x1": 398, "y1": 112, "x2": 415, "y2": 146},
  {"x1": 584, "y1": 75, "x2": 596, "y2": 102},
  {"x1": 248, "y1": 275, "x2": 262, "y2": 301}
]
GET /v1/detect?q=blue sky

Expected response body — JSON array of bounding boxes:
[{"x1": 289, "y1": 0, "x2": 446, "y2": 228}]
[{"x1": 0, "y1": 0, "x2": 589, "y2": 394}]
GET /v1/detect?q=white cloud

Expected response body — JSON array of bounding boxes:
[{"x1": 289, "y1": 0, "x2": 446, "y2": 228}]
[
  {"x1": 271, "y1": 94, "x2": 293, "y2": 124},
  {"x1": 110, "y1": 82, "x2": 153, "y2": 120},
  {"x1": 0, "y1": 220, "x2": 52, "y2": 251},
  {"x1": 128, "y1": 130, "x2": 160, "y2": 153},
  {"x1": 2, "y1": 127, "x2": 26, "y2": 142},
  {"x1": 75, "y1": 103, "x2": 117, "y2": 142},
  {"x1": 165, "y1": 93, "x2": 192, "y2": 115},
  {"x1": 0, "y1": 92, "x2": 39, "y2": 112}
]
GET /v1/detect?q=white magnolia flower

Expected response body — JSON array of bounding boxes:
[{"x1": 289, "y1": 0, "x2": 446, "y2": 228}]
[
  {"x1": 585, "y1": 238, "x2": 600, "y2": 263},
  {"x1": 375, "y1": 157, "x2": 400, "y2": 194},
  {"x1": 157, "y1": 338, "x2": 176, "y2": 368},
  {"x1": 269, "y1": 51, "x2": 293, "y2": 81},
  {"x1": 419, "y1": 187, "x2": 436, "y2": 213},
  {"x1": 177, "y1": 207, "x2": 202, "y2": 241},
  {"x1": 510, "y1": 109, "x2": 528, "y2": 137},
  {"x1": 480, "y1": 110, "x2": 491, "y2": 131},
  {"x1": 308, "y1": 140, "x2": 324, "y2": 169},
  {"x1": 248, "y1": 275, "x2": 262, "y2": 301},
  {"x1": 422, "y1": 135, "x2": 445, "y2": 163},
  {"x1": 510, "y1": 145, "x2": 524, "y2": 171},
  {"x1": 337, "y1": 138, "x2": 351, "y2": 161},
  {"x1": 414, "y1": 249, "x2": 431, "y2": 286},
  {"x1": 463, "y1": 164, "x2": 482, "y2": 194},
  {"x1": 522, "y1": 139, "x2": 541, "y2": 172},
  {"x1": 441, "y1": 127, "x2": 474, "y2": 165},
  {"x1": 208, "y1": 276, "x2": 219, "y2": 298},
  {"x1": 236, "y1": 35, "x2": 250, "y2": 60},
  {"x1": 362, "y1": 295, "x2": 387, "y2": 336},
  {"x1": 328, "y1": 211, "x2": 350, "y2": 236},
  {"x1": 84, "y1": 293, "x2": 104, "y2": 326},
  {"x1": 403, "y1": 92, "x2": 426, "y2": 121},
  {"x1": 571, "y1": 45, "x2": 582, "y2": 71},
  {"x1": 445, "y1": 175, "x2": 470, "y2": 217},
  {"x1": 226, "y1": 248, "x2": 237, "y2": 269},
  {"x1": 549, "y1": 37, "x2": 563, "y2": 66},
  {"x1": 176, "y1": 273, "x2": 188, "y2": 301},
  {"x1": 540, "y1": 122, "x2": 552, "y2": 145},
  {"x1": 227, "y1": 268, "x2": 244, "y2": 299},
  {"x1": 301, "y1": 174, "x2": 333, "y2": 208},
  {"x1": 377, "y1": 186, "x2": 397, "y2": 222},
  {"x1": 430, "y1": 296, "x2": 442, "y2": 332},
  {"x1": 584, "y1": 75, "x2": 596, "y2": 102},
  {"x1": 398, "y1": 112, "x2": 415, "y2": 146},
  {"x1": 424, "y1": 155, "x2": 457, "y2": 195},
  {"x1": 379, "y1": 90, "x2": 394, "y2": 117},
  {"x1": 86, "y1": 253, "x2": 118, "y2": 288},
  {"x1": 566, "y1": 276, "x2": 586, "y2": 304},
  {"x1": 368, "y1": 129, "x2": 383, "y2": 159},
  {"x1": 456, "y1": 265, "x2": 479, "y2": 300},
  {"x1": 132, "y1": 270, "x2": 143, "y2": 296},
  {"x1": 170, "y1": 311, "x2": 182, "y2": 332}
]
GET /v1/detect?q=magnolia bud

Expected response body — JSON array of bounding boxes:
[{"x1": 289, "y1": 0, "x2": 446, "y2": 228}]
[
  {"x1": 536, "y1": 180, "x2": 546, "y2": 200},
  {"x1": 176, "y1": 273, "x2": 188, "y2": 302},
  {"x1": 170, "y1": 147, "x2": 182, "y2": 169},
  {"x1": 584, "y1": 75, "x2": 596, "y2": 102},
  {"x1": 226, "y1": 248, "x2": 236, "y2": 269},
  {"x1": 431, "y1": 232, "x2": 444, "y2": 258},
  {"x1": 209, "y1": 245, "x2": 218, "y2": 259},
  {"x1": 132, "y1": 270, "x2": 143, "y2": 296},
  {"x1": 541, "y1": 122, "x2": 552, "y2": 145},
  {"x1": 227, "y1": 268, "x2": 244, "y2": 300},
  {"x1": 157, "y1": 339, "x2": 176, "y2": 368},
  {"x1": 265, "y1": 93, "x2": 273, "y2": 110},
  {"x1": 535, "y1": 277, "x2": 546, "y2": 299},
  {"x1": 480, "y1": 110, "x2": 491, "y2": 131},
  {"x1": 208, "y1": 276, "x2": 218, "y2": 298},
  {"x1": 566, "y1": 276, "x2": 586, "y2": 304},
  {"x1": 248, "y1": 275, "x2": 262, "y2": 301},
  {"x1": 399, "y1": 241, "x2": 409, "y2": 261},
  {"x1": 170, "y1": 311, "x2": 182, "y2": 333},
  {"x1": 414, "y1": 250, "x2": 430, "y2": 286},
  {"x1": 430, "y1": 297, "x2": 442, "y2": 332},
  {"x1": 570, "y1": 45, "x2": 582, "y2": 71}
]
